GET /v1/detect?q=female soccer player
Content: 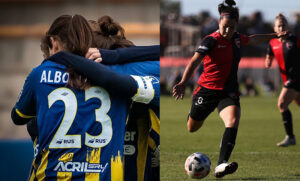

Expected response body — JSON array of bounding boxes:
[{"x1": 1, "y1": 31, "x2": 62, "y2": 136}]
[
  {"x1": 173, "y1": 0, "x2": 287, "y2": 178},
  {"x1": 265, "y1": 13, "x2": 300, "y2": 147},
  {"x1": 11, "y1": 14, "x2": 157, "y2": 181}
]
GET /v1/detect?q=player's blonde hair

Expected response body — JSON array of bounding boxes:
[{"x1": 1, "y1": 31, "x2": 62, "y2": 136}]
[{"x1": 274, "y1": 13, "x2": 288, "y2": 25}]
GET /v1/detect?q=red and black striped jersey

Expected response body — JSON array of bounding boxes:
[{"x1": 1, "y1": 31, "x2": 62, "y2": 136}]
[
  {"x1": 196, "y1": 31, "x2": 249, "y2": 93},
  {"x1": 267, "y1": 34, "x2": 300, "y2": 82}
]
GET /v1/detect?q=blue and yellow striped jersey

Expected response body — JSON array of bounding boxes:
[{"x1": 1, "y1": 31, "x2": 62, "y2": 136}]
[
  {"x1": 124, "y1": 104, "x2": 160, "y2": 181},
  {"x1": 15, "y1": 60, "x2": 158, "y2": 181},
  {"x1": 108, "y1": 61, "x2": 160, "y2": 181}
]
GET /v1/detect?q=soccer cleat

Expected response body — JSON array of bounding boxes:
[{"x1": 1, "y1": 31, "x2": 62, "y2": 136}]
[
  {"x1": 214, "y1": 162, "x2": 238, "y2": 178},
  {"x1": 276, "y1": 135, "x2": 296, "y2": 147}
]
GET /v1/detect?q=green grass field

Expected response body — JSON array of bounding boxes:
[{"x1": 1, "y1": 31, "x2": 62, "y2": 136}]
[{"x1": 161, "y1": 95, "x2": 300, "y2": 181}]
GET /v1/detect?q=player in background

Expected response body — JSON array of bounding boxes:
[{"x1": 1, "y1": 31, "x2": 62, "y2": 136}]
[
  {"x1": 173, "y1": 0, "x2": 288, "y2": 178},
  {"x1": 11, "y1": 14, "x2": 156, "y2": 181},
  {"x1": 265, "y1": 13, "x2": 300, "y2": 147},
  {"x1": 52, "y1": 16, "x2": 160, "y2": 181}
]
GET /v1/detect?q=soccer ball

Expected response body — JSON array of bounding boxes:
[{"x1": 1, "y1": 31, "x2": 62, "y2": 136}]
[{"x1": 185, "y1": 152, "x2": 211, "y2": 179}]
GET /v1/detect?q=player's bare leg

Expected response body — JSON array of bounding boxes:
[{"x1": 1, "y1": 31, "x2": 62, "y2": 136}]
[
  {"x1": 277, "y1": 88, "x2": 298, "y2": 146},
  {"x1": 187, "y1": 116, "x2": 204, "y2": 132}
]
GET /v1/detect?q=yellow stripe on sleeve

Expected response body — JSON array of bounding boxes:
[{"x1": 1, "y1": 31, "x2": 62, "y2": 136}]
[{"x1": 15, "y1": 108, "x2": 36, "y2": 118}]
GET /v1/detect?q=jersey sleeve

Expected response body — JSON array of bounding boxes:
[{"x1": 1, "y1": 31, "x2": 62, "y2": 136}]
[
  {"x1": 109, "y1": 61, "x2": 159, "y2": 106},
  {"x1": 266, "y1": 42, "x2": 274, "y2": 56},
  {"x1": 240, "y1": 34, "x2": 249, "y2": 46},
  {"x1": 100, "y1": 45, "x2": 160, "y2": 65},
  {"x1": 130, "y1": 76, "x2": 157, "y2": 104},
  {"x1": 13, "y1": 69, "x2": 37, "y2": 119},
  {"x1": 195, "y1": 36, "x2": 216, "y2": 56}
]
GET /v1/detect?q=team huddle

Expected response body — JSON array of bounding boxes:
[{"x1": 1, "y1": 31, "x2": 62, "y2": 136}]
[
  {"x1": 173, "y1": 0, "x2": 299, "y2": 179},
  {"x1": 11, "y1": 15, "x2": 159, "y2": 181}
]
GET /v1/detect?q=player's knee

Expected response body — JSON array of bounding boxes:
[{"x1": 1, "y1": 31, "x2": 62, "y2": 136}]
[
  {"x1": 278, "y1": 101, "x2": 287, "y2": 111},
  {"x1": 187, "y1": 118, "x2": 203, "y2": 132},
  {"x1": 187, "y1": 125, "x2": 198, "y2": 132},
  {"x1": 225, "y1": 118, "x2": 239, "y2": 128}
]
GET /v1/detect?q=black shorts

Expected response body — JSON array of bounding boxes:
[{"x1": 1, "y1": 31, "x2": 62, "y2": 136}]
[
  {"x1": 189, "y1": 86, "x2": 240, "y2": 121},
  {"x1": 284, "y1": 79, "x2": 300, "y2": 92}
]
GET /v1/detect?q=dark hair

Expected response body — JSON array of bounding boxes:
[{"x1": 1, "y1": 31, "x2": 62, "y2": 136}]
[
  {"x1": 89, "y1": 15, "x2": 134, "y2": 49},
  {"x1": 42, "y1": 14, "x2": 94, "y2": 89},
  {"x1": 218, "y1": 0, "x2": 239, "y2": 22},
  {"x1": 40, "y1": 36, "x2": 50, "y2": 58}
]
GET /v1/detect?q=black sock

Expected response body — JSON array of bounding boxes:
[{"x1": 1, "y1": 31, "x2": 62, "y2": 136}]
[
  {"x1": 218, "y1": 128, "x2": 238, "y2": 165},
  {"x1": 281, "y1": 110, "x2": 294, "y2": 137}
]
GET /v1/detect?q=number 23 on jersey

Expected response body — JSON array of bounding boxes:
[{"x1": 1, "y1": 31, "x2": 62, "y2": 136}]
[{"x1": 48, "y1": 87, "x2": 112, "y2": 149}]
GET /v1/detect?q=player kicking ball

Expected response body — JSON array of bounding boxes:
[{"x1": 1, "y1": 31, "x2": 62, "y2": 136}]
[{"x1": 173, "y1": 0, "x2": 288, "y2": 178}]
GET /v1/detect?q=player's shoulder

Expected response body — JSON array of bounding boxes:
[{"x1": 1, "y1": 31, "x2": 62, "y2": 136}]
[
  {"x1": 130, "y1": 60, "x2": 159, "y2": 68},
  {"x1": 233, "y1": 32, "x2": 246, "y2": 38},
  {"x1": 40, "y1": 60, "x2": 66, "y2": 70},
  {"x1": 286, "y1": 34, "x2": 298, "y2": 41},
  {"x1": 30, "y1": 60, "x2": 66, "y2": 73},
  {"x1": 110, "y1": 60, "x2": 159, "y2": 77},
  {"x1": 203, "y1": 31, "x2": 219, "y2": 41},
  {"x1": 27, "y1": 60, "x2": 68, "y2": 85}
]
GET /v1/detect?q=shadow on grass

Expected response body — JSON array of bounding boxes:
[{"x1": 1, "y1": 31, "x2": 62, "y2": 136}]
[
  {"x1": 210, "y1": 177, "x2": 267, "y2": 180},
  {"x1": 209, "y1": 175, "x2": 300, "y2": 180}
]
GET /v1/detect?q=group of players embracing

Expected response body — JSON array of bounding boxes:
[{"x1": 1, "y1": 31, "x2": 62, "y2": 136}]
[{"x1": 11, "y1": 14, "x2": 159, "y2": 181}]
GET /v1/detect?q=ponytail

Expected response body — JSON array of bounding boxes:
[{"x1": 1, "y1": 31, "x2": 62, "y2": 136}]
[
  {"x1": 218, "y1": 0, "x2": 239, "y2": 22},
  {"x1": 68, "y1": 15, "x2": 94, "y2": 57},
  {"x1": 89, "y1": 15, "x2": 134, "y2": 49}
]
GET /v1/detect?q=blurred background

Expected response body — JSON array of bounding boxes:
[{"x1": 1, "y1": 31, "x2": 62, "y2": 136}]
[
  {"x1": 160, "y1": 0, "x2": 300, "y2": 97},
  {"x1": 0, "y1": 0, "x2": 159, "y2": 180},
  {"x1": 160, "y1": 1, "x2": 300, "y2": 180},
  {"x1": 0, "y1": 0, "x2": 159, "y2": 140}
]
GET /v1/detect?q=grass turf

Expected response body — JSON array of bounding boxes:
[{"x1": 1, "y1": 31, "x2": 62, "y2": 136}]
[{"x1": 161, "y1": 95, "x2": 300, "y2": 180}]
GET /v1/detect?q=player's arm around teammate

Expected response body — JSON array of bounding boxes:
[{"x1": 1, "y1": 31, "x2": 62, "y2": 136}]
[
  {"x1": 86, "y1": 45, "x2": 159, "y2": 64},
  {"x1": 265, "y1": 14, "x2": 300, "y2": 146}
]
